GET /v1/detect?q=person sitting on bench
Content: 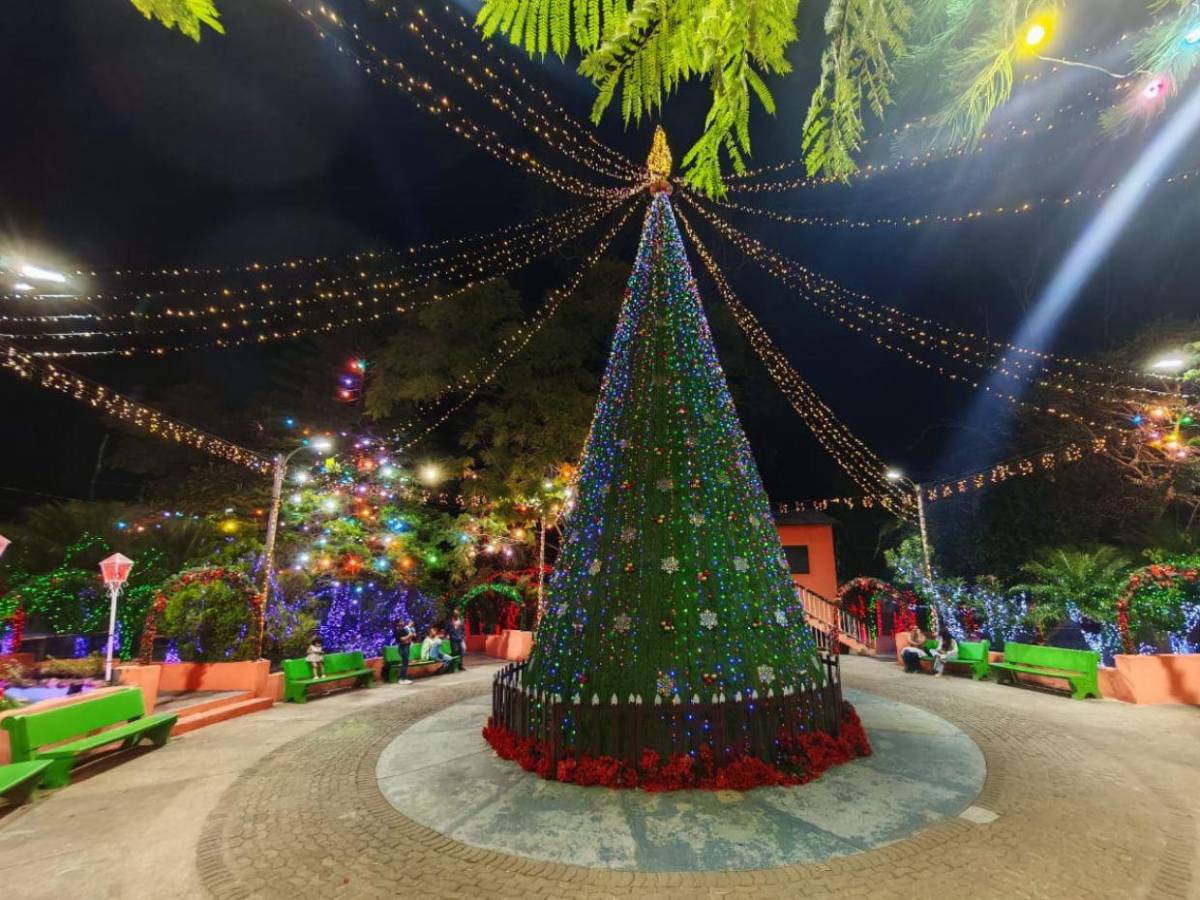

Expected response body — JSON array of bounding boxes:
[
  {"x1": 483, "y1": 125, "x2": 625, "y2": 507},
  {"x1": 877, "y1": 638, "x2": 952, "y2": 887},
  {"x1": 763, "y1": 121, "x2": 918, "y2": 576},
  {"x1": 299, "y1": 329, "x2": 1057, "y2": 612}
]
[
  {"x1": 931, "y1": 627, "x2": 958, "y2": 677},
  {"x1": 306, "y1": 638, "x2": 326, "y2": 678},
  {"x1": 421, "y1": 627, "x2": 455, "y2": 673},
  {"x1": 901, "y1": 624, "x2": 928, "y2": 673}
]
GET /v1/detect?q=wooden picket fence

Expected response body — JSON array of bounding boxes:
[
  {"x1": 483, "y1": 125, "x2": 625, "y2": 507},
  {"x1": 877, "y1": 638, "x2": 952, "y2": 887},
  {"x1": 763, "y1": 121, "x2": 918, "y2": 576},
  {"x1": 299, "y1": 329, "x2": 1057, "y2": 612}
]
[{"x1": 490, "y1": 651, "x2": 842, "y2": 769}]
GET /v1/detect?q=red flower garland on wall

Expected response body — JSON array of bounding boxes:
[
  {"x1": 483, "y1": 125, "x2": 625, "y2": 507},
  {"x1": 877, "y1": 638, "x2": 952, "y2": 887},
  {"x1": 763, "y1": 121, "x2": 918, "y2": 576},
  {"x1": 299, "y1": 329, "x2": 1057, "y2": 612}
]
[
  {"x1": 838, "y1": 578, "x2": 919, "y2": 638},
  {"x1": 7, "y1": 607, "x2": 25, "y2": 652},
  {"x1": 482, "y1": 703, "x2": 871, "y2": 792},
  {"x1": 1113, "y1": 563, "x2": 1200, "y2": 654},
  {"x1": 138, "y1": 567, "x2": 260, "y2": 664}
]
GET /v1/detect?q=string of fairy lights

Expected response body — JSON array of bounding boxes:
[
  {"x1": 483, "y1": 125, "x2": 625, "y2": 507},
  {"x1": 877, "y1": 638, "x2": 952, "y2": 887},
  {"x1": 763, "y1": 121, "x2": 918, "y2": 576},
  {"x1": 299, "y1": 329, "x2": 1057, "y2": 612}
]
[
  {"x1": 674, "y1": 206, "x2": 914, "y2": 516},
  {"x1": 286, "y1": 0, "x2": 632, "y2": 200},
  {"x1": 682, "y1": 197, "x2": 1177, "y2": 437},
  {"x1": 430, "y1": 3, "x2": 642, "y2": 179},
  {"x1": 0, "y1": 340, "x2": 271, "y2": 473},
  {"x1": 0, "y1": 196, "x2": 625, "y2": 335},
  {"x1": 711, "y1": 163, "x2": 1200, "y2": 230},
  {"x1": 5, "y1": 194, "x2": 636, "y2": 357},
  {"x1": 771, "y1": 434, "x2": 1132, "y2": 514},
  {"x1": 394, "y1": 198, "x2": 640, "y2": 450},
  {"x1": 401, "y1": 8, "x2": 642, "y2": 182},
  {"x1": 681, "y1": 192, "x2": 1190, "y2": 403}
]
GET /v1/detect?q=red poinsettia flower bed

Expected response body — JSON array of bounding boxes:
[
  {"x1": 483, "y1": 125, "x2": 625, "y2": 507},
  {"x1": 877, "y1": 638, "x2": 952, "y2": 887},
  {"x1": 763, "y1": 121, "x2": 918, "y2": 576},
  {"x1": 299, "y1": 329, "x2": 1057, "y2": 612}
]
[{"x1": 482, "y1": 702, "x2": 871, "y2": 792}]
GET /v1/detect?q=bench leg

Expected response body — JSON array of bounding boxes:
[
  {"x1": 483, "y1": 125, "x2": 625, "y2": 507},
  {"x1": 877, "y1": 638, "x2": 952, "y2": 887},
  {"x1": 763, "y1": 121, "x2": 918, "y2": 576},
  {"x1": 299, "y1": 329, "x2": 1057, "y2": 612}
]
[
  {"x1": 146, "y1": 719, "x2": 174, "y2": 747},
  {"x1": 40, "y1": 757, "x2": 74, "y2": 790},
  {"x1": 7, "y1": 777, "x2": 39, "y2": 806},
  {"x1": 284, "y1": 684, "x2": 307, "y2": 703}
]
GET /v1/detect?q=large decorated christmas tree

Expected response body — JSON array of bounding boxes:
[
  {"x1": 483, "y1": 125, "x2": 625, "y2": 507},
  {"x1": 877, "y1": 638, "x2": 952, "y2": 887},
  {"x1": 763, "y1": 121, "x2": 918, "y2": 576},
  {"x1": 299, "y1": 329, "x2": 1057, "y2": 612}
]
[{"x1": 486, "y1": 131, "x2": 868, "y2": 790}]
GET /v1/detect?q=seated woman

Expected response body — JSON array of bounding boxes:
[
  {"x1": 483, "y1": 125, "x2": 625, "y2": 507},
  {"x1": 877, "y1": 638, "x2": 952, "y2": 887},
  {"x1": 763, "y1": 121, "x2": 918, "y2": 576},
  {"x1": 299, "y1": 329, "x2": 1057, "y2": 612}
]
[
  {"x1": 900, "y1": 625, "x2": 927, "y2": 673},
  {"x1": 931, "y1": 627, "x2": 958, "y2": 677},
  {"x1": 421, "y1": 627, "x2": 456, "y2": 674}
]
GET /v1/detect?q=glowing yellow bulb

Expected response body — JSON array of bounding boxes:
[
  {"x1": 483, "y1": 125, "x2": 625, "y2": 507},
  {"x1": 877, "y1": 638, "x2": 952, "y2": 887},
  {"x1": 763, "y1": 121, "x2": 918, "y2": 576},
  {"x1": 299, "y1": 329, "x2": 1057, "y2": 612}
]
[{"x1": 1019, "y1": 12, "x2": 1055, "y2": 53}]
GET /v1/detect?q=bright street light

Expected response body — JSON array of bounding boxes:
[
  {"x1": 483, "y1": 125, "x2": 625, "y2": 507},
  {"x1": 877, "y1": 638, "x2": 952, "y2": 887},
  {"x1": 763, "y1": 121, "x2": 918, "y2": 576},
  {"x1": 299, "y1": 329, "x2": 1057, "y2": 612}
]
[
  {"x1": 19, "y1": 263, "x2": 67, "y2": 284},
  {"x1": 885, "y1": 468, "x2": 905, "y2": 482},
  {"x1": 310, "y1": 435, "x2": 334, "y2": 453},
  {"x1": 1149, "y1": 354, "x2": 1188, "y2": 372},
  {"x1": 12, "y1": 282, "x2": 34, "y2": 293},
  {"x1": 419, "y1": 463, "x2": 442, "y2": 485}
]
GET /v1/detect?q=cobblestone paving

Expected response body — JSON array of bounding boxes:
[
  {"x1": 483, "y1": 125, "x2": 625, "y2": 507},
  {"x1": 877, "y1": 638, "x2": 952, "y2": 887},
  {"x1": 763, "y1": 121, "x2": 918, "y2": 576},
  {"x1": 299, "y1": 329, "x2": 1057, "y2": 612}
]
[{"x1": 196, "y1": 658, "x2": 1200, "y2": 899}]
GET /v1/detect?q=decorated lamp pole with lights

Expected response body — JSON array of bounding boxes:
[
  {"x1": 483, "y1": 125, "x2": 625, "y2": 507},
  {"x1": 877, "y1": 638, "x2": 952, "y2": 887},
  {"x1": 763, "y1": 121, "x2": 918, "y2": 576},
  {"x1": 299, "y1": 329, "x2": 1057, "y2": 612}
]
[
  {"x1": 99, "y1": 552, "x2": 134, "y2": 682},
  {"x1": 885, "y1": 468, "x2": 939, "y2": 634},
  {"x1": 258, "y1": 434, "x2": 335, "y2": 656}
]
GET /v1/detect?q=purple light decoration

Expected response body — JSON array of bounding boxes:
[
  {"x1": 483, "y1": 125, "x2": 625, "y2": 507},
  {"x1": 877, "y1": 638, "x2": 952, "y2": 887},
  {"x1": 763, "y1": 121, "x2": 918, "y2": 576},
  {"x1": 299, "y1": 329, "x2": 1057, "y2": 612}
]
[{"x1": 308, "y1": 580, "x2": 437, "y2": 656}]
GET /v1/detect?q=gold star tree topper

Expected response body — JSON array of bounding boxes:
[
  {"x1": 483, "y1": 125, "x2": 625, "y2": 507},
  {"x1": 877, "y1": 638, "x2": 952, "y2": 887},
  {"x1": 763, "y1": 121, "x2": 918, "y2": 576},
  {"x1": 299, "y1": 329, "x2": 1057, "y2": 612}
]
[{"x1": 647, "y1": 126, "x2": 672, "y2": 192}]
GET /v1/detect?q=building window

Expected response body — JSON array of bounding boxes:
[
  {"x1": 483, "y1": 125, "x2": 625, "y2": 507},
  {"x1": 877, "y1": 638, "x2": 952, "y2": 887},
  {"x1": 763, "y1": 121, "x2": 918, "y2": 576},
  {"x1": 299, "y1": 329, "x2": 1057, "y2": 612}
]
[{"x1": 784, "y1": 545, "x2": 810, "y2": 575}]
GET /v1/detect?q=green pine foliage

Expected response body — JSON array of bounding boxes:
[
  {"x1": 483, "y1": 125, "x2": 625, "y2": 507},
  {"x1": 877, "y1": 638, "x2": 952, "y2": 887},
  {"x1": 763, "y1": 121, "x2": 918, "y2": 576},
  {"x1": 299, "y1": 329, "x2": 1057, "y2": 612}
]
[
  {"x1": 526, "y1": 193, "x2": 824, "y2": 710},
  {"x1": 803, "y1": 0, "x2": 913, "y2": 181},
  {"x1": 129, "y1": 0, "x2": 224, "y2": 41}
]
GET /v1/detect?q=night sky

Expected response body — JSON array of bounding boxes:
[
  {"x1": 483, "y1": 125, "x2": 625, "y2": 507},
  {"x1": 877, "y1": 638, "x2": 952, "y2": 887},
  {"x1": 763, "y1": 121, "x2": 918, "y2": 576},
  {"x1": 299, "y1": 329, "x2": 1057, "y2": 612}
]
[{"x1": 2, "y1": 0, "x2": 1198, "y2": 524}]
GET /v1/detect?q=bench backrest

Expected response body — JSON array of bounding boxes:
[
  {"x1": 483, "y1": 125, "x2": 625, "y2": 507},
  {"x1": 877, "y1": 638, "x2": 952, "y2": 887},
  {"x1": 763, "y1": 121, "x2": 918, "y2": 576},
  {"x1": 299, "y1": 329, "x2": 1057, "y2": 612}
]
[
  {"x1": 0, "y1": 688, "x2": 146, "y2": 757},
  {"x1": 382, "y1": 645, "x2": 402, "y2": 663},
  {"x1": 956, "y1": 640, "x2": 990, "y2": 662},
  {"x1": 325, "y1": 651, "x2": 366, "y2": 675},
  {"x1": 1002, "y1": 642, "x2": 1098, "y2": 673},
  {"x1": 281, "y1": 658, "x2": 313, "y2": 682},
  {"x1": 410, "y1": 640, "x2": 452, "y2": 661}
]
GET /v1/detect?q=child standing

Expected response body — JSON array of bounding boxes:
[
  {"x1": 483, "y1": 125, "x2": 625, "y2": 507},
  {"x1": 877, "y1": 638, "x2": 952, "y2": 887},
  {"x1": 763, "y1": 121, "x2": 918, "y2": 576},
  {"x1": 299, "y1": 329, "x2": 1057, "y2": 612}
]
[{"x1": 306, "y1": 638, "x2": 326, "y2": 678}]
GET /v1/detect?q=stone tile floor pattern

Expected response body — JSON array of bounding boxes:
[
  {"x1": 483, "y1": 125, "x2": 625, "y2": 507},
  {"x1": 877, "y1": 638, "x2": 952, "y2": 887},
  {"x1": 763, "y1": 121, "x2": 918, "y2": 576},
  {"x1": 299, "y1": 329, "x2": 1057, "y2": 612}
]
[
  {"x1": 3, "y1": 654, "x2": 1199, "y2": 898},
  {"x1": 374, "y1": 688, "x2": 985, "y2": 870}
]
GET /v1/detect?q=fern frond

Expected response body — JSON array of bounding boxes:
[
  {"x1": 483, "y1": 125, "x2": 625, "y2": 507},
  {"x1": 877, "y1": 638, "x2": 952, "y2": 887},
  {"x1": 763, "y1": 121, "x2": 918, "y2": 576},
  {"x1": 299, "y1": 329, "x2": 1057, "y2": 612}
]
[
  {"x1": 801, "y1": 0, "x2": 913, "y2": 181},
  {"x1": 129, "y1": 0, "x2": 223, "y2": 41}
]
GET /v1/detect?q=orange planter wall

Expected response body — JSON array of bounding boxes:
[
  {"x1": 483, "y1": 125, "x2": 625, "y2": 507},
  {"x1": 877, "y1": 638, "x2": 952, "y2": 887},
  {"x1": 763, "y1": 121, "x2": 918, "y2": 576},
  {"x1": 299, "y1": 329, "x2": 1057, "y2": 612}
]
[
  {"x1": 1109, "y1": 654, "x2": 1200, "y2": 705},
  {"x1": 156, "y1": 660, "x2": 272, "y2": 698},
  {"x1": 116, "y1": 663, "x2": 162, "y2": 713}
]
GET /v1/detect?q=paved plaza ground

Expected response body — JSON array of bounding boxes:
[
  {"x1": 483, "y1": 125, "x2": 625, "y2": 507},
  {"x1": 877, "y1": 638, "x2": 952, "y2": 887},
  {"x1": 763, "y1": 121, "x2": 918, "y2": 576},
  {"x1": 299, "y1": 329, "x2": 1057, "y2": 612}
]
[{"x1": 1, "y1": 653, "x2": 1197, "y2": 899}]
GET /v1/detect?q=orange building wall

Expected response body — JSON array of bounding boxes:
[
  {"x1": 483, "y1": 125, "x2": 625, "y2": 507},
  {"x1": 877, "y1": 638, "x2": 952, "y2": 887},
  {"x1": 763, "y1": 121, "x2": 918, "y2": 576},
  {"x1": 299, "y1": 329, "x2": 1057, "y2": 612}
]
[{"x1": 775, "y1": 523, "x2": 839, "y2": 600}]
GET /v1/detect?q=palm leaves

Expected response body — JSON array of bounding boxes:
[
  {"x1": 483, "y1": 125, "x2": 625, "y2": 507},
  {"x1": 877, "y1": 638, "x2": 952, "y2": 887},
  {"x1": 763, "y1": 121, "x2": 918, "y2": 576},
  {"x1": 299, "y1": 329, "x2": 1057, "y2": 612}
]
[
  {"x1": 128, "y1": 0, "x2": 224, "y2": 41},
  {"x1": 1013, "y1": 546, "x2": 1132, "y2": 631}
]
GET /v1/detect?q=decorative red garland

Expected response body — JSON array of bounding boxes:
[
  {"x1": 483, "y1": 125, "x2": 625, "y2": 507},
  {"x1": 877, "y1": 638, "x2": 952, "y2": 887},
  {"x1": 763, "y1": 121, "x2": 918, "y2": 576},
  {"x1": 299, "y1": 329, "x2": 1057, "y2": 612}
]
[
  {"x1": 6, "y1": 607, "x2": 25, "y2": 652},
  {"x1": 138, "y1": 567, "x2": 260, "y2": 664},
  {"x1": 1114, "y1": 563, "x2": 1200, "y2": 654},
  {"x1": 483, "y1": 702, "x2": 871, "y2": 792},
  {"x1": 838, "y1": 577, "x2": 919, "y2": 637}
]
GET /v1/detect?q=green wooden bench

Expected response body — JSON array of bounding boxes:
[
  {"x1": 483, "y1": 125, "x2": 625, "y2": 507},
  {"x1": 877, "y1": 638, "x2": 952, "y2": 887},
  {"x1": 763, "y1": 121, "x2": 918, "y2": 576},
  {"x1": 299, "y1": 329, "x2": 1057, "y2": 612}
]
[
  {"x1": 282, "y1": 651, "x2": 375, "y2": 703},
  {"x1": 990, "y1": 642, "x2": 1100, "y2": 700},
  {"x1": 0, "y1": 760, "x2": 53, "y2": 805},
  {"x1": 909, "y1": 639, "x2": 991, "y2": 679},
  {"x1": 1, "y1": 688, "x2": 177, "y2": 788},
  {"x1": 381, "y1": 641, "x2": 461, "y2": 683}
]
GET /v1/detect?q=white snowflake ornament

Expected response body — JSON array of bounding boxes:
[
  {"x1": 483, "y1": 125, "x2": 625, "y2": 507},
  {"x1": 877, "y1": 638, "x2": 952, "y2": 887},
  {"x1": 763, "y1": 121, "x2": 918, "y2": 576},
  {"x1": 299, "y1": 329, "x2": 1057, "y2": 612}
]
[
  {"x1": 734, "y1": 557, "x2": 749, "y2": 572},
  {"x1": 774, "y1": 609, "x2": 788, "y2": 626},
  {"x1": 620, "y1": 526, "x2": 637, "y2": 543},
  {"x1": 660, "y1": 556, "x2": 679, "y2": 574},
  {"x1": 689, "y1": 512, "x2": 706, "y2": 527},
  {"x1": 656, "y1": 477, "x2": 673, "y2": 491},
  {"x1": 588, "y1": 559, "x2": 602, "y2": 576},
  {"x1": 699, "y1": 609, "x2": 718, "y2": 630},
  {"x1": 612, "y1": 612, "x2": 632, "y2": 634},
  {"x1": 757, "y1": 665, "x2": 775, "y2": 683}
]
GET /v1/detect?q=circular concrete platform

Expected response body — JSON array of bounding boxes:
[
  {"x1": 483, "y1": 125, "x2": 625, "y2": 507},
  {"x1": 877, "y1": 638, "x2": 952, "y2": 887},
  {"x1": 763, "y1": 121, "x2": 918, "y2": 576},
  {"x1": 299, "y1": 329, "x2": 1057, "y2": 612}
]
[{"x1": 375, "y1": 687, "x2": 985, "y2": 872}]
